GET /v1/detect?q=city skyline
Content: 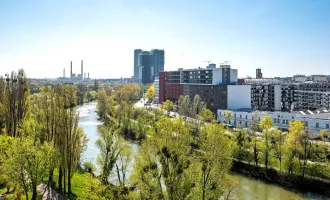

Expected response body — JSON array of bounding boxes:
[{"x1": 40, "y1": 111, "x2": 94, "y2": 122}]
[{"x1": 0, "y1": 0, "x2": 329, "y2": 78}]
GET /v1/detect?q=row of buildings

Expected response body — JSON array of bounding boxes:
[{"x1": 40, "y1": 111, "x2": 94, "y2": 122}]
[
  {"x1": 133, "y1": 49, "x2": 165, "y2": 84},
  {"x1": 155, "y1": 65, "x2": 330, "y2": 134}
]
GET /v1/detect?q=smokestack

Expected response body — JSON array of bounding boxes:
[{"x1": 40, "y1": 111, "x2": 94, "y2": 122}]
[
  {"x1": 63, "y1": 68, "x2": 65, "y2": 78},
  {"x1": 81, "y1": 60, "x2": 83, "y2": 80},
  {"x1": 88, "y1": 73, "x2": 89, "y2": 79},
  {"x1": 84, "y1": 73, "x2": 86, "y2": 79},
  {"x1": 70, "y1": 61, "x2": 73, "y2": 79}
]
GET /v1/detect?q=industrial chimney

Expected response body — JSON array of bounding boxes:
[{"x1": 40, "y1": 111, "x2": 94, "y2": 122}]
[
  {"x1": 70, "y1": 61, "x2": 73, "y2": 79},
  {"x1": 81, "y1": 60, "x2": 84, "y2": 80},
  {"x1": 63, "y1": 68, "x2": 65, "y2": 78}
]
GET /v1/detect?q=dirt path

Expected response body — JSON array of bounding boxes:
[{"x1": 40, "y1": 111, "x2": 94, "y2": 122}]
[{"x1": 37, "y1": 184, "x2": 66, "y2": 200}]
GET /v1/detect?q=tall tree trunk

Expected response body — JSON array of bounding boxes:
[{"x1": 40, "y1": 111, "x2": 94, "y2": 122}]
[
  {"x1": 31, "y1": 184, "x2": 37, "y2": 200},
  {"x1": 58, "y1": 167, "x2": 63, "y2": 194}
]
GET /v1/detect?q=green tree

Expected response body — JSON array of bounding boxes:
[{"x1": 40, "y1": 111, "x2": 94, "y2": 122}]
[
  {"x1": 0, "y1": 137, "x2": 58, "y2": 200},
  {"x1": 223, "y1": 110, "x2": 233, "y2": 124},
  {"x1": 162, "y1": 100, "x2": 174, "y2": 112},
  {"x1": 197, "y1": 123, "x2": 233, "y2": 200},
  {"x1": 272, "y1": 129, "x2": 286, "y2": 172},
  {"x1": 1, "y1": 69, "x2": 30, "y2": 137},
  {"x1": 284, "y1": 121, "x2": 304, "y2": 175},
  {"x1": 96, "y1": 125, "x2": 120, "y2": 184},
  {"x1": 178, "y1": 95, "x2": 190, "y2": 117},
  {"x1": 249, "y1": 113, "x2": 260, "y2": 167},
  {"x1": 199, "y1": 107, "x2": 215, "y2": 123},
  {"x1": 260, "y1": 116, "x2": 273, "y2": 169},
  {"x1": 145, "y1": 84, "x2": 155, "y2": 102},
  {"x1": 190, "y1": 94, "x2": 205, "y2": 118},
  {"x1": 115, "y1": 140, "x2": 132, "y2": 187},
  {"x1": 131, "y1": 117, "x2": 194, "y2": 199},
  {"x1": 233, "y1": 126, "x2": 250, "y2": 163}
]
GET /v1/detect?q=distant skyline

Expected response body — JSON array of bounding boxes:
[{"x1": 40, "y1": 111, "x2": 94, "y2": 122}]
[{"x1": 0, "y1": 0, "x2": 329, "y2": 78}]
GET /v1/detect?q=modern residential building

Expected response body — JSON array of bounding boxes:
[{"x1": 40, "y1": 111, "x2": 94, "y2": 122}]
[
  {"x1": 150, "y1": 49, "x2": 165, "y2": 78},
  {"x1": 180, "y1": 65, "x2": 238, "y2": 85},
  {"x1": 256, "y1": 68, "x2": 263, "y2": 79},
  {"x1": 138, "y1": 51, "x2": 153, "y2": 84},
  {"x1": 217, "y1": 108, "x2": 330, "y2": 135},
  {"x1": 133, "y1": 49, "x2": 143, "y2": 82},
  {"x1": 251, "y1": 84, "x2": 282, "y2": 111},
  {"x1": 154, "y1": 77, "x2": 159, "y2": 99},
  {"x1": 292, "y1": 75, "x2": 308, "y2": 82},
  {"x1": 296, "y1": 82, "x2": 330, "y2": 110},
  {"x1": 311, "y1": 75, "x2": 328, "y2": 82},
  {"x1": 158, "y1": 65, "x2": 249, "y2": 113},
  {"x1": 183, "y1": 84, "x2": 251, "y2": 113},
  {"x1": 159, "y1": 71, "x2": 182, "y2": 103}
]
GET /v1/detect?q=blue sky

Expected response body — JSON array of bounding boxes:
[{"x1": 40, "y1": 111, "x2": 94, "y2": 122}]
[{"x1": 0, "y1": 0, "x2": 329, "y2": 78}]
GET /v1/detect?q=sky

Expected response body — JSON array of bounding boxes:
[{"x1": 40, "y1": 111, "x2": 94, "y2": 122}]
[{"x1": 0, "y1": 0, "x2": 329, "y2": 79}]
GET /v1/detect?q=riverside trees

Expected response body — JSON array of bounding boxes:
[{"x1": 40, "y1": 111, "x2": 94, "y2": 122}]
[{"x1": 0, "y1": 71, "x2": 88, "y2": 199}]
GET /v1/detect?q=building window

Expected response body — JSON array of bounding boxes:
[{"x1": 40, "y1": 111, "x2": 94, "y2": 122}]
[
  {"x1": 278, "y1": 115, "x2": 280, "y2": 118},
  {"x1": 286, "y1": 120, "x2": 288, "y2": 124},
  {"x1": 316, "y1": 123, "x2": 319, "y2": 128},
  {"x1": 240, "y1": 114, "x2": 242, "y2": 118},
  {"x1": 245, "y1": 122, "x2": 248, "y2": 127},
  {"x1": 292, "y1": 116, "x2": 294, "y2": 119},
  {"x1": 305, "y1": 122, "x2": 308, "y2": 127},
  {"x1": 246, "y1": 115, "x2": 248, "y2": 119},
  {"x1": 326, "y1": 124, "x2": 329, "y2": 129},
  {"x1": 234, "y1": 114, "x2": 236, "y2": 118},
  {"x1": 283, "y1": 120, "x2": 285, "y2": 124}
]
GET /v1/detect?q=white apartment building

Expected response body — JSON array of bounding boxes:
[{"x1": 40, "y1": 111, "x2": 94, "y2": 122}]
[{"x1": 217, "y1": 108, "x2": 330, "y2": 135}]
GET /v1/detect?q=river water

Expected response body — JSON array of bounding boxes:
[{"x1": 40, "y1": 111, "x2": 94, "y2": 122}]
[{"x1": 78, "y1": 102, "x2": 328, "y2": 200}]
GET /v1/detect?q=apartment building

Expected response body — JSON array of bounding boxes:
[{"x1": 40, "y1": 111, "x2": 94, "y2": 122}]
[
  {"x1": 217, "y1": 108, "x2": 330, "y2": 135},
  {"x1": 251, "y1": 84, "x2": 282, "y2": 111},
  {"x1": 158, "y1": 65, "x2": 250, "y2": 113},
  {"x1": 296, "y1": 83, "x2": 330, "y2": 110}
]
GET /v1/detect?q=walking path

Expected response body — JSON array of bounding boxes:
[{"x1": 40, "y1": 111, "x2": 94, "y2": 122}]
[{"x1": 37, "y1": 184, "x2": 66, "y2": 200}]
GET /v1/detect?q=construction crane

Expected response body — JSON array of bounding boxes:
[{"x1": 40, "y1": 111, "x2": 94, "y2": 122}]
[
  {"x1": 203, "y1": 61, "x2": 211, "y2": 64},
  {"x1": 223, "y1": 61, "x2": 231, "y2": 65}
]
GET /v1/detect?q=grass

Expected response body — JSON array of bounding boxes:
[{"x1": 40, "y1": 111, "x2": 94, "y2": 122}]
[{"x1": 53, "y1": 169, "x2": 94, "y2": 200}]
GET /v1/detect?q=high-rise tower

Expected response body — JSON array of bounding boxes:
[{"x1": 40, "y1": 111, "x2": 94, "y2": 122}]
[
  {"x1": 138, "y1": 51, "x2": 152, "y2": 84},
  {"x1": 256, "y1": 68, "x2": 263, "y2": 79},
  {"x1": 150, "y1": 49, "x2": 165, "y2": 78},
  {"x1": 134, "y1": 49, "x2": 143, "y2": 82}
]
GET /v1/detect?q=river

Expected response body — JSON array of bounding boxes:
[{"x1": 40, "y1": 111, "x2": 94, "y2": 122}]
[{"x1": 78, "y1": 102, "x2": 328, "y2": 200}]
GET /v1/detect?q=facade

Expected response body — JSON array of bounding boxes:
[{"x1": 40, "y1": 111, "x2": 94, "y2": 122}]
[
  {"x1": 180, "y1": 65, "x2": 238, "y2": 85},
  {"x1": 281, "y1": 84, "x2": 298, "y2": 111},
  {"x1": 296, "y1": 83, "x2": 330, "y2": 110},
  {"x1": 292, "y1": 75, "x2": 308, "y2": 82},
  {"x1": 183, "y1": 84, "x2": 251, "y2": 113},
  {"x1": 256, "y1": 68, "x2": 263, "y2": 79},
  {"x1": 138, "y1": 51, "x2": 152, "y2": 84},
  {"x1": 251, "y1": 84, "x2": 282, "y2": 111},
  {"x1": 217, "y1": 108, "x2": 330, "y2": 135},
  {"x1": 154, "y1": 77, "x2": 159, "y2": 98},
  {"x1": 311, "y1": 75, "x2": 327, "y2": 82},
  {"x1": 159, "y1": 71, "x2": 182, "y2": 103},
  {"x1": 133, "y1": 49, "x2": 143, "y2": 82},
  {"x1": 150, "y1": 49, "x2": 165, "y2": 78}
]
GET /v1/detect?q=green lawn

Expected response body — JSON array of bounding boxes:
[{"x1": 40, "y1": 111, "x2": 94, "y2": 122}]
[{"x1": 53, "y1": 169, "x2": 93, "y2": 199}]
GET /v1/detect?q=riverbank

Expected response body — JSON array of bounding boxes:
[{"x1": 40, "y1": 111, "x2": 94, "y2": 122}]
[{"x1": 231, "y1": 161, "x2": 330, "y2": 198}]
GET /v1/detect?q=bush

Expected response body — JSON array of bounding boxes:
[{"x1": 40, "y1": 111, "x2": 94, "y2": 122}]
[{"x1": 83, "y1": 161, "x2": 96, "y2": 174}]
